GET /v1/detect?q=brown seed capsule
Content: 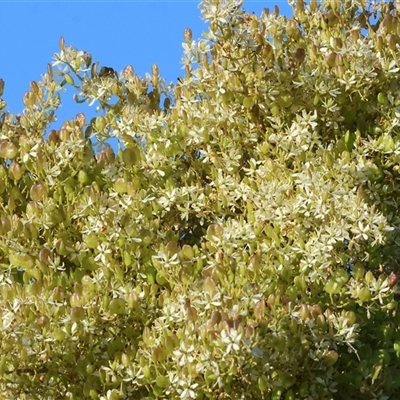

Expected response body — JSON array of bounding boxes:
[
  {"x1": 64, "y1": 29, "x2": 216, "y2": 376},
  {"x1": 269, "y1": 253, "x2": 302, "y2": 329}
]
[
  {"x1": 52, "y1": 286, "x2": 66, "y2": 302},
  {"x1": 184, "y1": 28, "x2": 192, "y2": 42},
  {"x1": 76, "y1": 113, "x2": 86, "y2": 128},
  {"x1": 0, "y1": 79, "x2": 5, "y2": 97},
  {"x1": 186, "y1": 306, "x2": 198, "y2": 322},
  {"x1": 388, "y1": 272, "x2": 399, "y2": 287},
  {"x1": 48, "y1": 129, "x2": 60, "y2": 145},
  {"x1": 35, "y1": 315, "x2": 50, "y2": 329},
  {"x1": 123, "y1": 65, "x2": 134, "y2": 77},
  {"x1": 333, "y1": 37, "x2": 343, "y2": 49},
  {"x1": 30, "y1": 81, "x2": 39, "y2": 95},
  {"x1": 59, "y1": 36, "x2": 65, "y2": 51},
  {"x1": 70, "y1": 306, "x2": 85, "y2": 322},
  {"x1": 254, "y1": 300, "x2": 266, "y2": 321},
  {"x1": 209, "y1": 310, "x2": 221, "y2": 327},
  {"x1": 325, "y1": 52, "x2": 337, "y2": 68},
  {"x1": 351, "y1": 29, "x2": 360, "y2": 42},
  {"x1": 215, "y1": 249, "x2": 224, "y2": 264},
  {"x1": 245, "y1": 325, "x2": 255, "y2": 337},
  {"x1": 203, "y1": 277, "x2": 217, "y2": 296},
  {"x1": 294, "y1": 48, "x2": 306, "y2": 64},
  {"x1": 388, "y1": 34, "x2": 400, "y2": 51}
]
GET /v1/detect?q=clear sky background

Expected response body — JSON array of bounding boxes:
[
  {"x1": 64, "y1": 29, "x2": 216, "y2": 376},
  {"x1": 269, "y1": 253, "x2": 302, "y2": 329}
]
[{"x1": 0, "y1": 1, "x2": 292, "y2": 137}]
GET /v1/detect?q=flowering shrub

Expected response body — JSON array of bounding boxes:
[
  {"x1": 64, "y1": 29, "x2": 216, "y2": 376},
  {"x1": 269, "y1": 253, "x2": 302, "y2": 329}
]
[{"x1": 1, "y1": 0, "x2": 400, "y2": 399}]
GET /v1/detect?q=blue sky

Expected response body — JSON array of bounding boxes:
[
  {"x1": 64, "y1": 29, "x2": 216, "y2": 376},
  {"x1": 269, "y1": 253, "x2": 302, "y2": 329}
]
[{"x1": 0, "y1": 1, "x2": 292, "y2": 136}]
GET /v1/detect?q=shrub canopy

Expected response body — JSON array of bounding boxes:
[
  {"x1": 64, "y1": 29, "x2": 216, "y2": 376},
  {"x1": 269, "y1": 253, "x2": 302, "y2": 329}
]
[{"x1": 1, "y1": 0, "x2": 400, "y2": 399}]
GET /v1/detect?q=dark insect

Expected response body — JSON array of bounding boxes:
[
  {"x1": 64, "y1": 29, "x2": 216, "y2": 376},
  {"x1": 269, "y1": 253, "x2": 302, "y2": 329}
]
[{"x1": 99, "y1": 66, "x2": 117, "y2": 79}]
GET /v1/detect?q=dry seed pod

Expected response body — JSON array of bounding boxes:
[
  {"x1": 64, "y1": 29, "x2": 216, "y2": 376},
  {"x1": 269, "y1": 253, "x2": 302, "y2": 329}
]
[
  {"x1": 0, "y1": 79, "x2": 5, "y2": 97},
  {"x1": 123, "y1": 65, "x2": 134, "y2": 77},
  {"x1": 184, "y1": 28, "x2": 192, "y2": 42},
  {"x1": 76, "y1": 112, "x2": 86, "y2": 128},
  {"x1": 48, "y1": 129, "x2": 60, "y2": 145},
  {"x1": 186, "y1": 306, "x2": 198, "y2": 322},
  {"x1": 388, "y1": 272, "x2": 399, "y2": 287},
  {"x1": 294, "y1": 48, "x2": 306, "y2": 64},
  {"x1": 47, "y1": 64, "x2": 53, "y2": 80},
  {"x1": 30, "y1": 81, "x2": 39, "y2": 95},
  {"x1": 325, "y1": 52, "x2": 337, "y2": 68},
  {"x1": 59, "y1": 36, "x2": 65, "y2": 51},
  {"x1": 388, "y1": 34, "x2": 400, "y2": 50},
  {"x1": 209, "y1": 310, "x2": 221, "y2": 327}
]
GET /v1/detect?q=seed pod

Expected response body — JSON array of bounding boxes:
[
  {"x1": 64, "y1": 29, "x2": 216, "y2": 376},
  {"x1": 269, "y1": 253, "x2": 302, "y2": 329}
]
[
  {"x1": 209, "y1": 310, "x2": 221, "y2": 327},
  {"x1": 30, "y1": 81, "x2": 39, "y2": 95},
  {"x1": 310, "y1": 304, "x2": 322, "y2": 318},
  {"x1": 123, "y1": 65, "x2": 134, "y2": 77},
  {"x1": 59, "y1": 36, "x2": 65, "y2": 51},
  {"x1": 358, "y1": 287, "x2": 371, "y2": 303},
  {"x1": 215, "y1": 249, "x2": 224, "y2": 264},
  {"x1": 254, "y1": 299, "x2": 265, "y2": 321},
  {"x1": 332, "y1": 37, "x2": 343, "y2": 49},
  {"x1": 287, "y1": 19, "x2": 299, "y2": 39},
  {"x1": 262, "y1": 43, "x2": 274, "y2": 65},
  {"x1": 0, "y1": 79, "x2": 5, "y2": 97},
  {"x1": 204, "y1": 277, "x2": 217, "y2": 296},
  {"x1": 48, "y1": 129, "x2": 60, "y2": 146},
  {"x1": 351, "y1": 29, "x2": 359, "y2": 42},
  {"x1": 365, "y1": 271, "x2": 374, "y2": 284},
  {"x1": 327, "y1": 9, "x2": 339, "y2": 26},
  {"x1": 9, "y1": 162, "x2": 22, "y2": 181},
  {"x1": 53, "y1": 286, "x2": 66, "y2": 302},
  {"x1": 95, "y1": 116, "x2": 106, "y2": 132},
  {"x1": 388, "y1": 272, "x2": 399, "y2": 287},
  {"x1": 39, "y1": 247, "x2": 52, "y2": 266},
  {"x1": 30, "y1": 183, "x2": 47, "y2": 202},
  {"x1": 64, "y1": 74, "x2": 74, "y2": 86},
  {"x1": 70, "y1": 306, "x2": 85, "y2": 322},
  {"x1": 294, "y1": 48, "x2": 306, "y2": 64},
  {"x1": 300, "y1": 304, "x2": 310, "y2": 320},
  {"x1": 382, "y1": 13, "x2": 394, "y2": 32},
  {"x1": 186, "y1": 306, "x2": 198, "y2": 322},
  {"x1": 323, "y1": 350, "x2": 338, "y2": 366},
  {"x1": 47, "y1": 64, "x2": 53, "y2": 80},
  {"x1": 0, "y1": 141, "x2": 18, "y2": 159},
  {"x1": 35, "y1": 315, "x2": 50, "y2": 329},
  {"x1": 376, "y1": 35, "x2": 384, "y2": 51},
  {"x1": 76, "y1": 112, "x2": 86, "y2": 128},
  {"x1": 59, "y1": 126, "x2": 70, "y2": 141},
  {"x1": 184, "y1": 28, "x2": 192, "y2": 42},
  {"x1": 0, "y1": 216, "x2": 11, "y2": 235},
  {"x1": 325, "y1": 52, "x2": 337, "y2": 68},
  {"x1": 388, "y1": 34, "x2": 400, "y2": 51}
]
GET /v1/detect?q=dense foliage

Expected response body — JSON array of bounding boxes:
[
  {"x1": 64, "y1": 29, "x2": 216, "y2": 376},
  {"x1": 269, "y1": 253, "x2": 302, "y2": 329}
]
[{"x1": 1, "y1": 0, "x2": 400, "y2": 398}]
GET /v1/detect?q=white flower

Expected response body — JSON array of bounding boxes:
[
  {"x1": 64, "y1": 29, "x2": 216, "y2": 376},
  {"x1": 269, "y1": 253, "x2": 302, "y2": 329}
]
[{"x1": 220, "y1": 328, "x2": 242, "y2": 355}]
